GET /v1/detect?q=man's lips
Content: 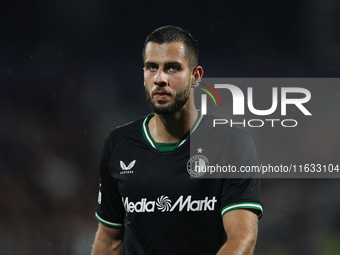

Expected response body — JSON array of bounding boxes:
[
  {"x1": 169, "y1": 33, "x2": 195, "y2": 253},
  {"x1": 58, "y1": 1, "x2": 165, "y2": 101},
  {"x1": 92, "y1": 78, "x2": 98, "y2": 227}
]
[{"x1": 153, "y1": 91, "x2": 171, "y2": 99}]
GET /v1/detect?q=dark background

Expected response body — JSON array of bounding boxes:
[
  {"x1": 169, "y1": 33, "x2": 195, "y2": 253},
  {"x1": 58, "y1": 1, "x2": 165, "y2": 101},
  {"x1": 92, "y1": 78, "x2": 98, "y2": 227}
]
[{"x1": 1, "y1": 0, "x2": 340, "y2": 254}]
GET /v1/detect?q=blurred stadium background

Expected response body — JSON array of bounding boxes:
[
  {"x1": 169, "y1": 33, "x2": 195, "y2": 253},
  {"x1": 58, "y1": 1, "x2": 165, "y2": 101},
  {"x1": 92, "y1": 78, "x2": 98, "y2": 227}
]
[{"x1": 1, "y1": 0, "x2": 340, "y2": 254}]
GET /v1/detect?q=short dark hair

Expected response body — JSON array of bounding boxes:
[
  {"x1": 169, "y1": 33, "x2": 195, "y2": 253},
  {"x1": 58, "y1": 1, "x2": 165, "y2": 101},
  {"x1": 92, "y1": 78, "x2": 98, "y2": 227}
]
[{"x1": 142, "y1": 25, "x2": 198, "y2": 68}]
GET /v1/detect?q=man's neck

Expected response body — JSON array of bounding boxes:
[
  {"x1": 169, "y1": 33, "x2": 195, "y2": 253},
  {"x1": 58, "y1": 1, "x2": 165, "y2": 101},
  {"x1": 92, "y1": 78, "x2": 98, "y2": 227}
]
[{"x1": 148, "y1": 107, "x2": 198, "y2": 143}]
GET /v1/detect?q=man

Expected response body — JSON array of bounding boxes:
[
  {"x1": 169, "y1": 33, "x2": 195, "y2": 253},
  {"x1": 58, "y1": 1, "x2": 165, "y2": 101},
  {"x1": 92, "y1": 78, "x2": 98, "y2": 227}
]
[{"x1": 92, "y1": 25, "x2": 263, "y2": 255}]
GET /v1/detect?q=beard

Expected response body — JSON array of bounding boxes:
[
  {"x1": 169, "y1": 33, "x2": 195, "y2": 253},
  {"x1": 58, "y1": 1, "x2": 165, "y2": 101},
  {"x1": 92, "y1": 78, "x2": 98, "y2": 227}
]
[{"x1": 145, "y1": 82, "x2": 191, "y2": 114}]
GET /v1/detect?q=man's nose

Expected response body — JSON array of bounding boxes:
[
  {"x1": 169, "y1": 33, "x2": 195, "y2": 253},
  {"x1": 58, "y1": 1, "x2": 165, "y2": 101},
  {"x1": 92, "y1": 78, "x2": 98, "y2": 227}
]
[{"x1": 154, "y1": 69, "x2": 168, "y2": 86}]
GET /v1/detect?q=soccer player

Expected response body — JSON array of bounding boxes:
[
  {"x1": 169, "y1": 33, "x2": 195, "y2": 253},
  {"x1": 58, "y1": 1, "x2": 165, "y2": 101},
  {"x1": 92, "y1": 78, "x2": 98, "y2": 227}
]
[{"x1": 92, "y1": 25, "x2": 263, "y2": 255}]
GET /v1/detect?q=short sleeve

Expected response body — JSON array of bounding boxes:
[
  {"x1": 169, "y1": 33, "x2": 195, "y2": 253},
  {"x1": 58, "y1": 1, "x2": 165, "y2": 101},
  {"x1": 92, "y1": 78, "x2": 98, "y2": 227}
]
[
  {"x1": 220, "y1": 130, "x2": 263, "y2": 218},
  {"x1": 95, "y1": 140, "x2": 125, "y2": 228}
]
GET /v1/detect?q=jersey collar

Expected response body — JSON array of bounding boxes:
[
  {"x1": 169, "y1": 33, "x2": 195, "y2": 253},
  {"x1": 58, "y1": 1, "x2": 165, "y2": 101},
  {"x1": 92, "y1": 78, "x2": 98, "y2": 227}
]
[{"x1": 142, "y1": 110, "x2": 204, "y2": 151}]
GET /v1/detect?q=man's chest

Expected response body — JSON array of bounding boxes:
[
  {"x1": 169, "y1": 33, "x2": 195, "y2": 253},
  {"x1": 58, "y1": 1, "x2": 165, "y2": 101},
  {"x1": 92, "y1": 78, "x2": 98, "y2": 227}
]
[{"x1": 108, "y1": 142, "x2": 222, "y2": 214}]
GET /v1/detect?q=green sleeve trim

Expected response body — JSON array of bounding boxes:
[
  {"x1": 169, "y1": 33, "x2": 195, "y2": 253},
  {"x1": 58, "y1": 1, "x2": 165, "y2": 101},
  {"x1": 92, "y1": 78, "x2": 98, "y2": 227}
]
[
  {"x1": 95, "y1": 212, "x2": 124, "y2": 229},
  {"x1": 221, "y1": 202, "x2": 263, "y2": 218}
]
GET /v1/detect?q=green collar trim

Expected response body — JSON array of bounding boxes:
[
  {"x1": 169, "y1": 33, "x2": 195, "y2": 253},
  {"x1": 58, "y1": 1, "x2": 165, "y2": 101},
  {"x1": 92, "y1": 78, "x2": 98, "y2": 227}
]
[
  {"x1": 154, "y1": 141, "x2": 182, "y2": 152},
  {"x1": 142, "y1": 110, "x2": 203, "y2": 152}
]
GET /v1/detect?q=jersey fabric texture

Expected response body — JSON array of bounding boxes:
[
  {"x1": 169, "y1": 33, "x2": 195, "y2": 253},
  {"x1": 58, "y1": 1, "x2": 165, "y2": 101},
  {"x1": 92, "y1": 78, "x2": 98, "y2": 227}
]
[{"x1": 95, "y1": 113, "x2": 263, "y2": 255}]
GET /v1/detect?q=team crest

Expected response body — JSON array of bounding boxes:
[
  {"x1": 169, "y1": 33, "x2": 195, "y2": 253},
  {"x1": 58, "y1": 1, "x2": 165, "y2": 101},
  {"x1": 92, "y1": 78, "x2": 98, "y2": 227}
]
[{"x1": 187, "y1": 154, "x2": 209, "y2": 177}]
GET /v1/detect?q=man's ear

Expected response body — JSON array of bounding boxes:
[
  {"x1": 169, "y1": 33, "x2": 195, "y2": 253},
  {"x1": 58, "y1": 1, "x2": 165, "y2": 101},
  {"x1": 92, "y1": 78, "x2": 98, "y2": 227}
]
[{"x1": 191, "y1": 66, "x2": 204, "y2": 88}]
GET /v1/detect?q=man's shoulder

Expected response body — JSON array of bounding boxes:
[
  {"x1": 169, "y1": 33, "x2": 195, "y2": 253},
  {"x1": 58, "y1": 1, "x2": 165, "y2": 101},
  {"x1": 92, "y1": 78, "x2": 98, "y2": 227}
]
[
  {"x1": 111, "y1": 117, "x2": 145, "y2": 134},
  {"x1": 104, "y1": 117, "x2": 145, "y2": 147},
  {"x1": 195, "y1": 114, "x2": 256, "y2": 154},
  {"x1": 199, "y1": 114, "x2": 251, "y2": 138}
]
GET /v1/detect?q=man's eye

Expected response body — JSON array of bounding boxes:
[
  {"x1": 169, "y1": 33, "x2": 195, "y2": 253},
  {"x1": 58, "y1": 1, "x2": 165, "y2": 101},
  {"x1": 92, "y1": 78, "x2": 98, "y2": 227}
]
[
  {"x1": 146, "y1": 65, "x2": 157, "y2": 71},
  {"x1": 169, "y1": 66, "x2": 179, "y2": 72}
]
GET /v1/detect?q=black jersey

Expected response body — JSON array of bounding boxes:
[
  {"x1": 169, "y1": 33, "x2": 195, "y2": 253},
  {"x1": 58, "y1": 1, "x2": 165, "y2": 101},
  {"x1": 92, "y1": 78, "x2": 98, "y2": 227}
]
[{"x1": 95, "y1": 113, "x2": 263, "y2": 255}]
